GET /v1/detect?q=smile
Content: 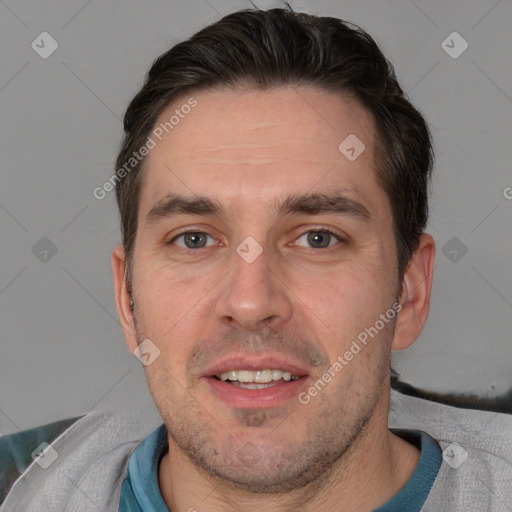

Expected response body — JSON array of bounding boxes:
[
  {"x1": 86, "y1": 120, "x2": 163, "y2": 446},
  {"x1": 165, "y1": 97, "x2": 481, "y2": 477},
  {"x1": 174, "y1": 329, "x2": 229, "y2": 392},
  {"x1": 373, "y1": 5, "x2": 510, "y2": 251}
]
[{"x1": 216, "y1": 369, "x2": 301, "y2": 386}]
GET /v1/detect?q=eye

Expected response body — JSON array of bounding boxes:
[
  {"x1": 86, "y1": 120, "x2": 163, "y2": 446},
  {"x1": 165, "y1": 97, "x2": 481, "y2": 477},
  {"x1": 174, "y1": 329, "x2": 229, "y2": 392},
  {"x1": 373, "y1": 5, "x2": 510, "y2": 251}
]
[
  {"x1": 170, "y1": 231, "x2": 217, "y2": 250},
  {"x1": 295, "y1": 229, "x2": 343, "y2": 249}
]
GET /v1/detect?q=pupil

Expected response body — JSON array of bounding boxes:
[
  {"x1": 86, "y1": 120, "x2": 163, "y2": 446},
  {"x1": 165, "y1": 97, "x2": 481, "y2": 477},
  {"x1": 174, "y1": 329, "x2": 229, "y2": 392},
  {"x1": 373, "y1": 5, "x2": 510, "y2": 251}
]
[
  {"x1": 308, "y1": 231, "x2": 330, "y2": 248},
  {"x1": 185, "y1": 233, "x2": 206, "y2": 248}
]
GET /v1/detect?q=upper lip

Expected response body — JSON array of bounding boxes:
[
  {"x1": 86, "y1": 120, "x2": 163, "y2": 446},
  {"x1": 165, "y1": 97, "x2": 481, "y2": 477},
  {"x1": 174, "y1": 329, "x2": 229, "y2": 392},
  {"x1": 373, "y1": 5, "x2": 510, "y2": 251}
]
[{"x1": 201, "y1": 354, "x2": 310, "y2": 378}]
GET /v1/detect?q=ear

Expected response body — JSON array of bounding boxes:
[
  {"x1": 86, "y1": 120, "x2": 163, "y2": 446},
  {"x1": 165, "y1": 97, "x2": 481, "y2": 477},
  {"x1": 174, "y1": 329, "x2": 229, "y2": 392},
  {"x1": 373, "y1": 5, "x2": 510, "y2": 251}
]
[
  {"x1": 112, "y1": 245, "x2": 138, "y2": 353},
  {"x1": 392, "y1": 233, "x2": 436, "y2": 351}
]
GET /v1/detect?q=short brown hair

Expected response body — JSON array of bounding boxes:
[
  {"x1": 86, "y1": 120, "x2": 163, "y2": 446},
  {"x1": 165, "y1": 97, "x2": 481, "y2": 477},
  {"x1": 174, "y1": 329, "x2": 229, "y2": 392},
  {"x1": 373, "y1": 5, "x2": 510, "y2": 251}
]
[{"x1": 115, "y1": 4, "x2": 433, "y2": 292}]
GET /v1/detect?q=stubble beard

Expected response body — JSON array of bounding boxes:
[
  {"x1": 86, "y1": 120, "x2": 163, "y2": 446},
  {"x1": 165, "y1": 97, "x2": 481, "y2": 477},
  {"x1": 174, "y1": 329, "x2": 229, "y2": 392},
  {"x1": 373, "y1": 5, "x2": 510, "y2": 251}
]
[
  {"x1": 138, "y1": 322, "x2": 393, "y2": 496},
  {"x1": 154, "y1": 376, "x2": 380, "y2": 496}
]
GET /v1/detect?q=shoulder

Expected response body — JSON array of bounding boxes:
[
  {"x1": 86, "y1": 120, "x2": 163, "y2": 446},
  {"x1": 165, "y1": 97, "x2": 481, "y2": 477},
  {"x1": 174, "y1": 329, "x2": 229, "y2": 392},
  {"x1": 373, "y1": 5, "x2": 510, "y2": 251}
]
[
  {"x1": 390, "y1": 388, "x2": 512, "y2": 448},
  {"x1": 0, "y1": 416, "x2": 82, "y2": 505},
  {"x1": 390, "y1": 389, "x2": 512, "y2": 511},
  {"x1": 0, "y1": 402, "x2": 163, "y2": 511}
]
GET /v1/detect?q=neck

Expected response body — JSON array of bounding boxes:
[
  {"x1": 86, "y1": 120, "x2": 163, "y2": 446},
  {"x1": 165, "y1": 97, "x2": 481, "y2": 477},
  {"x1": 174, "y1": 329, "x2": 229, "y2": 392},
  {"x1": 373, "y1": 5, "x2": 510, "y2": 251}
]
[{"x1": 158, "y1": 394, "x2": 420, "y2": 511}]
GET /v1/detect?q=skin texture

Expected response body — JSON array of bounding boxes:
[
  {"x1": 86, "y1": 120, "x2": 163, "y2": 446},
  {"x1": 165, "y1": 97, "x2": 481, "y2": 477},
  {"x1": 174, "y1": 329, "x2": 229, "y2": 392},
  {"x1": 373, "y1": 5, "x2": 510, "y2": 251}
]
[{"x1": 112, "y1": 85, "x2": 436, "y2": 511}]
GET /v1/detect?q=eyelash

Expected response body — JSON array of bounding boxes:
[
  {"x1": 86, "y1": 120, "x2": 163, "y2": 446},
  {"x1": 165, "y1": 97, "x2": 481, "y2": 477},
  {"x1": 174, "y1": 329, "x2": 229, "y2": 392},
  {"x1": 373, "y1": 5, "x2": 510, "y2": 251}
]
[{"x1": 168, "y1": 228, "x2": 344, "y2": 251}]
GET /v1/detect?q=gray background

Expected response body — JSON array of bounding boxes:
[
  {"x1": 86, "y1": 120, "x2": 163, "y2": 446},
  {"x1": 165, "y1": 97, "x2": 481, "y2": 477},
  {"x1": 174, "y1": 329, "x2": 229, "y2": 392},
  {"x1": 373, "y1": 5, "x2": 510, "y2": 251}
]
[{"x1": 1, "y1": 0, "x2": 511, "y2": 436}]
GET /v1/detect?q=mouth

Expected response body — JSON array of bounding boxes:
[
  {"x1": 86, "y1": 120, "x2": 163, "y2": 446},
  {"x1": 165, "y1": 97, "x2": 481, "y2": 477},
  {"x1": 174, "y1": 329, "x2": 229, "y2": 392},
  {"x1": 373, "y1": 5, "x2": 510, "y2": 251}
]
[
  {"x1": 202, "y1": 357, "x2": 309, "y2": 408},
  {"x1": 215, "y1": 368, "x2": 301, "y2": 389}
]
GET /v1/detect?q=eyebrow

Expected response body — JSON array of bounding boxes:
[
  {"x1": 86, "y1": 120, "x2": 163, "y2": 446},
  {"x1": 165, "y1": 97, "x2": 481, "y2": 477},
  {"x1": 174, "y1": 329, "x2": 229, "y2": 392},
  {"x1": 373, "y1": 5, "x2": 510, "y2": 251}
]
[{"x1": 145, "y1": 191, "x2": 373, "y2": 226}]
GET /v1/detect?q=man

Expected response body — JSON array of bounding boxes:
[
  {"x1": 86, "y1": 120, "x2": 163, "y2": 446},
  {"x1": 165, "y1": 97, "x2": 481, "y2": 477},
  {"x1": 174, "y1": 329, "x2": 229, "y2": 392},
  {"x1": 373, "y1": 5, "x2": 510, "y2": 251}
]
[{"x1": 1, "y1": 5, "x2": 511, "y2": 511}]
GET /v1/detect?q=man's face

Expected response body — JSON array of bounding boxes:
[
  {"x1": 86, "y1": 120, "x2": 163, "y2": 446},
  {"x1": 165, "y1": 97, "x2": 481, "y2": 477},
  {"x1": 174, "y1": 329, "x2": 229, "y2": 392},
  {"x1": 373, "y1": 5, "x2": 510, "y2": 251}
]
[{"x1": 125, "y1": 86, "x2": 402, "y2": 491}]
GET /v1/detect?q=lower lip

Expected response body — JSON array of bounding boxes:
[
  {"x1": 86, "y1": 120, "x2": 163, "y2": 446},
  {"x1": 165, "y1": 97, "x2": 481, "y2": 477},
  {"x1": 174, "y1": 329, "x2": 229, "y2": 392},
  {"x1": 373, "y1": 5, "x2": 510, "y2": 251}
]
[{"x1": 204, "y1": 376, "x2": 307, "y2": 408}]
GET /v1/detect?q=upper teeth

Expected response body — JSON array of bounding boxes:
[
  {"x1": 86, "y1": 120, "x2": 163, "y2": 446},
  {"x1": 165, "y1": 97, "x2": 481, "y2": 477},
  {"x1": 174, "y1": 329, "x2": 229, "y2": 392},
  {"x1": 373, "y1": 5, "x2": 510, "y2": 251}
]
[{"x1": 219, "y1": 369, "x2": 298, "y2": 383}]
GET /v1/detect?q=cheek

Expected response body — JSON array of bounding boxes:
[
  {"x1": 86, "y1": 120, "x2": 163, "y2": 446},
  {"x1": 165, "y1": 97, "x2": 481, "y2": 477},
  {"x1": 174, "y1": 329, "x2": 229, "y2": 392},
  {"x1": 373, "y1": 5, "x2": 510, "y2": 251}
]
[
  {"x1": 136, "y1": 260, "x2": 213, "y2": 326},
  {"x1": 134, "y1": 268, "x2": 219, "y2": 384},
  {"x1": 292, "y1": 263, "x2": 396, "y2": 373},
  {"x1": 294, "y1": 262, "x2": 387, "y2": 326}
]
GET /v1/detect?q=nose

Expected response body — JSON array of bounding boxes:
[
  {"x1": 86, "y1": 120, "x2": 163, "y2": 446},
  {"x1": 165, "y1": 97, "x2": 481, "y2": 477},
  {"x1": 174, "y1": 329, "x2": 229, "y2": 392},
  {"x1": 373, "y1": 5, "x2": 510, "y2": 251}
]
[{"x1": 214, "y1": 240, "x2": 293, "y2": 331}]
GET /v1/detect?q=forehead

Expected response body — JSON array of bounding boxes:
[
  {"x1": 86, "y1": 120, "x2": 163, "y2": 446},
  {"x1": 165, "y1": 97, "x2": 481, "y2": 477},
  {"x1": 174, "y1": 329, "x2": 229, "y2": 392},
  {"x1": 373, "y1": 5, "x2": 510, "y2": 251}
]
[{"x1": 139, "y1": 85, "x2": 388, "y2": 223}]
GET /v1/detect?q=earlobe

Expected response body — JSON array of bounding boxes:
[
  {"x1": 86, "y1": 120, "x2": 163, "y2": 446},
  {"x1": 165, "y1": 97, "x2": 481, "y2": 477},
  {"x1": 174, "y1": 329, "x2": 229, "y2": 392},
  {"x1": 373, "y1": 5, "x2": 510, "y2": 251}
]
[{"x1": 391, "y1": 233, "x2": 436, "y2": 351}]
